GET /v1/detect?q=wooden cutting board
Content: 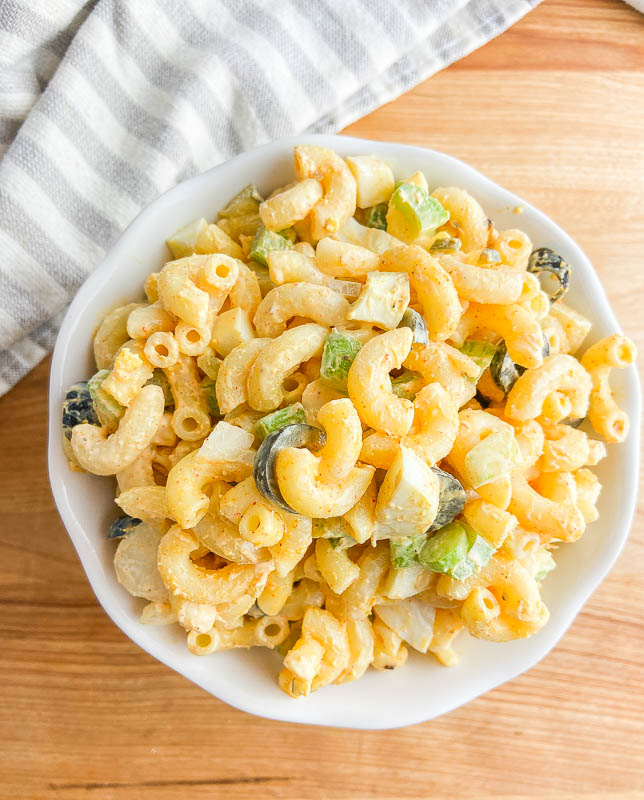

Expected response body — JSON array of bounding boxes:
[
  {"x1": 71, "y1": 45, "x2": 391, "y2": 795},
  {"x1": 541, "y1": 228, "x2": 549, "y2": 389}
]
[{"x1": 1, "y1": 0, "x2": 643, "y2": 797}]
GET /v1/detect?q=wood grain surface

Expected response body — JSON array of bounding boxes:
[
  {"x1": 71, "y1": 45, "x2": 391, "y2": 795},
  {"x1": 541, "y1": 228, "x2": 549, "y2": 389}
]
[{"x1": 1, "y1": 1, "x2": 643, "y2": 798}]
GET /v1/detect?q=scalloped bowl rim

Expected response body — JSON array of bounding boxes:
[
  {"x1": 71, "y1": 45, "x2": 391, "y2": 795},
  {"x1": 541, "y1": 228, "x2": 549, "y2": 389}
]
[{"x1": 48, "y1": 134, "x2": 640, "y2": 729}]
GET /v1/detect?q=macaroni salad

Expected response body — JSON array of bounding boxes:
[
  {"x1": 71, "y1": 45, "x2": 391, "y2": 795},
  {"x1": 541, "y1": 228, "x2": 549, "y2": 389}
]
[{"x1": 62, "y1": 145, "x2": 636, "y2": 697}]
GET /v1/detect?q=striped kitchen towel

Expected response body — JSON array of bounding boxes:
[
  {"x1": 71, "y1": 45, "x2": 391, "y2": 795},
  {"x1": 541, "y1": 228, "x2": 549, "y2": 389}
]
[{"x1": 0, "y1": 0, "x2": 544, "y2": 395}]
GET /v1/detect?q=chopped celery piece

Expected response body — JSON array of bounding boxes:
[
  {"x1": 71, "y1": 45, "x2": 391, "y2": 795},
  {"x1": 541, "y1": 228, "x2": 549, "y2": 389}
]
[
  {"x1": 463, "y1": 428, "x2": 515, "y2": 489},
  {"x1": 365, "y1": 203, "x2": 388, "y2": 230},
  {"x1": 420, "y1": 520, "x2": 494, "y2": 579},
  {"x1": 430, "y1": 236, "x2": 461, "y2": 252},
  {"x1": 218, "y1": 184, "x2": 263, "y2": 218},
  {"x1": 460, "y1": 340, "x2": 499, "y2": 381},
  {"x1": 145, "y1": 369, "x2": 174, "y2": 408},
  {"x1": 255, "y1": 402, "x2": 306, "y2": 441},
  {"x1": 390, "y1": 536, "x2": 426, "y2": 568},
  {"x1": 249, "y1": 225, "x2": 291, "y2": 267},
  {"x1": 387, "y1": 183, "x2": 449, "y2": 241},
  {"x1": 419, "y1": 522, "x2": 468, "y2": 573},
  {"x1": 88, "y1": 369, "x2": 124, "y2": 431},
  {"x1": 320, "y1": 329, "x2": 362, "y2": 391},
  {"x1": 391, "y1": 370, "x2": 424, "y2": 401},
  {"x1": 200, "y1": 377, "x2": 220, "y2": 417},
  {"x1": 535, "y1": 550, "x2": 556, "y2": 582}
]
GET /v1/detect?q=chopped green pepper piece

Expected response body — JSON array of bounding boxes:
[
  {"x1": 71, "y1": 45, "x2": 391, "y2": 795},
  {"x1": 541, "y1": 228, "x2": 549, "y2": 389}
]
[
  {"x1": 398, "y1": 307, "x2": 429, "y2": 345},
  {"x1": 391, "y1": 370, "x2": 424, "y2": 401},
  {"x1": 479, "y1": 248, "x2": 501, "y2": 264},
  {"x1": 249, "y1": 224, "x2": 291, "y2": 267},
  {"x1": 419, "y1": 522, "x2": 469, "y2": 573},
  {"x1": 460, "y1": 340, "x2": 499, "y2": 381},
  {"x1": 200, "y1": 377, "x2": 220, "y2": 417},
  {"x1": 390, "y1": 536, "x2": 426, "y2": 568},
  {"x1": 320, "y1": 330, "x2": 362, "y2": 391},
  {"x1": 255, "y1": 403, "x2": 306, "y2": 441},
  {"x1": 312, "y1": 518, "x2": 352, "y2": 540},
  {"x1": 146, "y1": 369, "x2": 174, "y2": 408},
  {"x1": 88, "y1": 369, "x2": 124, "y2": 431},
  {"x1": 430, "y1": 236, "x2": 461, "y2": 252},
  {"x1": 387, "y1": 183, "x2": 449, "y2": 240},
  {"x1": 218, "y1": 184, "x2": 263, "y2": 218},
  {"x1": 364, "y1": 203, "x2": 388, "y2": 230}
]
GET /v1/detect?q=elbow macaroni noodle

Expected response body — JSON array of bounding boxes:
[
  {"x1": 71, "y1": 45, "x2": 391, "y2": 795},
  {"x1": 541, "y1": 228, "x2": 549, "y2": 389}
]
[{"x1": 63, "y1": 145, "x2": 635, "y2": 697}]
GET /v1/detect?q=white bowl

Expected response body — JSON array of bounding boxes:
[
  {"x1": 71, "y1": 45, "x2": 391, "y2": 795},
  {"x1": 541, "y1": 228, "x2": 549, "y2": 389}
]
[{"x1": 48, "y1": 134, "x2": 641, "y2": 729}]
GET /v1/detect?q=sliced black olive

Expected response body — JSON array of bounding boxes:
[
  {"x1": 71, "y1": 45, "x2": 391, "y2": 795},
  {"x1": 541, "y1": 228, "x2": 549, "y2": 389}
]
[
  {"x1": 474, "y1": 390, "x2": 490, "y2": 409},
  {"x1": 253, "y1": 423, "x2": 326, "y2": 514},
  {"x1": 427, "y1": 467, "x2": 466, "y2": 533},
  {"x1": 490, "y1": 343, "x2": 524, "y2": 394},
  {"x1": 61, "y1": 381, "x2": 100, "y2": 440},
  {"x1": 398, "y1": 308, "x2": 429, "y2": 345},
  {"x1": 107, "y1": 515, "x2": 142, "y2": 539},
  {"x1": 490, "y1": 335, "x2": 550, "y2": 394},
  {"x1": 527, "y1": 247, "x2": 571, "y2": 303}
]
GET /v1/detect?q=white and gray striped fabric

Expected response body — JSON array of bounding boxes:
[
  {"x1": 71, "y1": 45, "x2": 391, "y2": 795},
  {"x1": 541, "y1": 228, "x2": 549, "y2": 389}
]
[{"x1": 0, "y1": 0, "x2": 544, "y2": 395}]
